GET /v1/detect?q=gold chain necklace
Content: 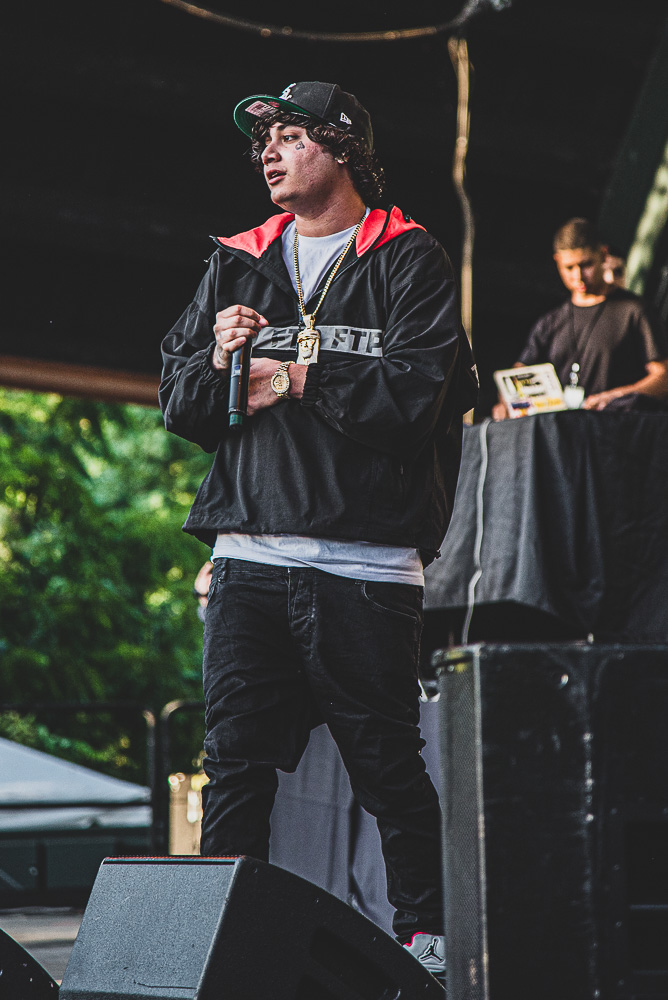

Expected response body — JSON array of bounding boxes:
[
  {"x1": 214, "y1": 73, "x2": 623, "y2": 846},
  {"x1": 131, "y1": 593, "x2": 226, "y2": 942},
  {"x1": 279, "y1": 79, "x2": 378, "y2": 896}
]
[{"x1": 293, "y1": 214, "x2": 365, "y2": 365}]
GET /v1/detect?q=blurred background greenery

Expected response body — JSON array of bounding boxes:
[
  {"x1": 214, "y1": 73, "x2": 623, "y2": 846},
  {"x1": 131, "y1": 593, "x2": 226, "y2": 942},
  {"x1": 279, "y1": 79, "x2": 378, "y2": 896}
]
[{"x1": 0, "y1": 388, "x2": 213, "y2": 781}]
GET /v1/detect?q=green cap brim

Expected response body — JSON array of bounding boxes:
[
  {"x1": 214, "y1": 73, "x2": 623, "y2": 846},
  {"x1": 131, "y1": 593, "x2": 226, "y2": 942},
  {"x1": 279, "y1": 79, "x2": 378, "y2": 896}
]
[{"x1": 233, "y1": 95, "x2": 323, "y2": 139}]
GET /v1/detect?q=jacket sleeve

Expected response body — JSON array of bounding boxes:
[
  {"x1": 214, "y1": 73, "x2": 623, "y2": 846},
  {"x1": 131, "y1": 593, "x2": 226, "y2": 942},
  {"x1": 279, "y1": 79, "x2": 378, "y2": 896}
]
[
  {"x1": 302, "y1": 241, "x2": 475, "y2": 460},
  {"x1": 159, "y1": 255, "x2": 231, "y2": 453}
]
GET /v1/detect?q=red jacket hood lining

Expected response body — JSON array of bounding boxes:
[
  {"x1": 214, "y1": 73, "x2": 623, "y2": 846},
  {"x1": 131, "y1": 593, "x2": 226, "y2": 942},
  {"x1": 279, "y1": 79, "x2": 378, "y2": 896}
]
[{"x1": 215, "y1": 207, "x2": 425, "y2": 260}]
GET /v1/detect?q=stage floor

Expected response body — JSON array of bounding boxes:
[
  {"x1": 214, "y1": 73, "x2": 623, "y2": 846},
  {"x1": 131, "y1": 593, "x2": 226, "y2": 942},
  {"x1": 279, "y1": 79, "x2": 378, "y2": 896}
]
[{"x1": 0, "y1": 907, "x2": 82, "y2": 982}]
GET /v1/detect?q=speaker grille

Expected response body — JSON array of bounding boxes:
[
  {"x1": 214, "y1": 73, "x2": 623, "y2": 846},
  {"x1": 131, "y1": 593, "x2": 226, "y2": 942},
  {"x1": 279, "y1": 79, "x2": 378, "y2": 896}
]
[{"x1": 436, "y1": 644, "x2": 668, "y2": 999}]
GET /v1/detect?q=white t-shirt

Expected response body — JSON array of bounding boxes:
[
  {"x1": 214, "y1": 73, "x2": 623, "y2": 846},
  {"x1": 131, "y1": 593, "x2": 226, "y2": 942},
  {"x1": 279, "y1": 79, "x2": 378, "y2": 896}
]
[
  {"x1": 213, "y1": 210, "x2": 424, "y2": 586},
  {"x1": 281, "y1": 213, "x2": 366, "y2": 304}
]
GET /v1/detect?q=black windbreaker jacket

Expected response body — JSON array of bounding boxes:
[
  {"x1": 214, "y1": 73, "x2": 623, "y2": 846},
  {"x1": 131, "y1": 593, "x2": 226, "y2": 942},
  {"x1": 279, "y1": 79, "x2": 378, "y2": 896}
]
[{"x1": 160, "y1": 206, "x2": 478, "y2": 566}]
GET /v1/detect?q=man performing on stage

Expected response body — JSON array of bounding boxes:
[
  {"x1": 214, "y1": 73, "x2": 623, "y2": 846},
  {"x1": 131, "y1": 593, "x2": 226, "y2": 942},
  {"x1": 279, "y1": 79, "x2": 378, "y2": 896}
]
[{"x1": 160, "y1": 81, "x2": 477, "y2": 985}]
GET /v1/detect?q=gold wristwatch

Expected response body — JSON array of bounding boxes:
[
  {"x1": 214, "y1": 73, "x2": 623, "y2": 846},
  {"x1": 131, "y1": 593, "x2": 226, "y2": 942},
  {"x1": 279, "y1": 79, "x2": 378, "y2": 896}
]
[{"x1": 270, "y1": 361, "x2": 293, "y2": 399}]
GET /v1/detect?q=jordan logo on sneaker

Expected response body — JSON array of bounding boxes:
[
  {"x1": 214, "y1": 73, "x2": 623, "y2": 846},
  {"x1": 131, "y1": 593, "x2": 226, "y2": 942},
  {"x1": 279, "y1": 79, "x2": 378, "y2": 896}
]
[{"x1": 418, "y1": 937, "x2": 443, "y2": 962}]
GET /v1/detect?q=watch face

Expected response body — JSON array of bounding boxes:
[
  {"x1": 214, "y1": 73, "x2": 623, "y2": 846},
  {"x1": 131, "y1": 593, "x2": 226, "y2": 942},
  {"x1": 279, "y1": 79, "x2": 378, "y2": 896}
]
[{"x1": 272, "y1": 371, "x2": 290, "y2": 394}]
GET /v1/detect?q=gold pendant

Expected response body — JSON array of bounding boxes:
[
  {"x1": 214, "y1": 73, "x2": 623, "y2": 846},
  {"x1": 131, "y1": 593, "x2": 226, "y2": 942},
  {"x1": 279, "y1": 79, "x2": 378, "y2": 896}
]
[{"x1": 296, "y1": 327, "x2": 320, "y2": 365}]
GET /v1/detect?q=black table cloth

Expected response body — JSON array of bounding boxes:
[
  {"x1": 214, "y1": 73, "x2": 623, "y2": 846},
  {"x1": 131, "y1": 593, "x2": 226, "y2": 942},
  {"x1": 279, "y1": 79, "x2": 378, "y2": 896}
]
[{"x1": 424, "y1": 411, "x2": 668, "y2": 643}]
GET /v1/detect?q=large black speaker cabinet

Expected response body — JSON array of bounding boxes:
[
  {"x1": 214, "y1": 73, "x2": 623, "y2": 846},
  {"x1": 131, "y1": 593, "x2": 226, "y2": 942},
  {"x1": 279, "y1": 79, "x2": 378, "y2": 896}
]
[
  {"x1": 0, "y1": 928, "x2": 59, "y2": 999},
  {"x1": 433, "y1": 643, "x2": 668, "y2": 1000},
  {"x1": 59, "y1": 855, "x2": 443, "y2": 999}
]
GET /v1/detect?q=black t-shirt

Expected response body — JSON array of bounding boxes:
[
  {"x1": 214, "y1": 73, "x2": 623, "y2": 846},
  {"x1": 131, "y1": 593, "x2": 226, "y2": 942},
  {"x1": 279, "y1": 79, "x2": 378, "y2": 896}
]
[{"x1": 517, "y1": 289, "x2": 668, "y2": 394}]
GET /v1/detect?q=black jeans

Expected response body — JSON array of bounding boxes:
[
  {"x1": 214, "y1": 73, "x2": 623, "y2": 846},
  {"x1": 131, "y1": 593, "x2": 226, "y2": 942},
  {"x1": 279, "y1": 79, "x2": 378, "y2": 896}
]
[{"x1": 200, "y1": 557, "x2": 442, "y2": 941}]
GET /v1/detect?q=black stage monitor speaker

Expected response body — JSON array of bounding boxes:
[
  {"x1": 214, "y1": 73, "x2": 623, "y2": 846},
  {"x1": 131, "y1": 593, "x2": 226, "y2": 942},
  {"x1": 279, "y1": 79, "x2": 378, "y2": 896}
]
[
  {"x1": 0, "y1": 928, "x2": 59, "y2": 999},
  {"x1": 59, "y1": 855, "x2": 443, "y2": 1000},
  {"x1": 433, "y1": 642, "x2": 668, "y2": 1000}
]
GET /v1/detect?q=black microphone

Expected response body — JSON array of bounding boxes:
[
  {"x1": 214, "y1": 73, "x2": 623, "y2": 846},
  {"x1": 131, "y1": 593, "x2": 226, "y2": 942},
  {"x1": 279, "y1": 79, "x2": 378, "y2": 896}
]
[{"x1": 228, "y1": 337, "x2": 252, "y2": 429}]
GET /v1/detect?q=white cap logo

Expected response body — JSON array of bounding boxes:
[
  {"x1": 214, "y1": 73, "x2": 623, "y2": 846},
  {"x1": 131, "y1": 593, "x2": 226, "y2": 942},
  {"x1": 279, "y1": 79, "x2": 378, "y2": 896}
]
[
  {"x1": 280, "y1": 83, "x2": 297, "y2": 101},
  {"x1": 340, "y1": 112, "x2": 352, "y2": 125}
]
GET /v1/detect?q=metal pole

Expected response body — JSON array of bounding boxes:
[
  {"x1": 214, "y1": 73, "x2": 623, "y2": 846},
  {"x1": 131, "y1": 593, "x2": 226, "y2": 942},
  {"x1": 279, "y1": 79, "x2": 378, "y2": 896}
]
[{"x1": 449, "y1": 34, "x2": 476, "y2": 425}]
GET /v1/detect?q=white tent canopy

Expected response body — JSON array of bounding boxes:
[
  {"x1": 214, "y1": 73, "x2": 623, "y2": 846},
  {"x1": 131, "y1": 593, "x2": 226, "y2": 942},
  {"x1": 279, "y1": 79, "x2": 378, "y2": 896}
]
[{"x1": 0, "y1": 737, "x2": 151, "y2": 832}]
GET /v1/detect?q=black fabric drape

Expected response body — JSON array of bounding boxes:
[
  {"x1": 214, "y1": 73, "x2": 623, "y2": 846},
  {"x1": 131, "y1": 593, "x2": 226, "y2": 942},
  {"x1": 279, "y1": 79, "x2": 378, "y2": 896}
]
[{"x1": 424, "y1": 411, "x2": 668, "y2": 642}]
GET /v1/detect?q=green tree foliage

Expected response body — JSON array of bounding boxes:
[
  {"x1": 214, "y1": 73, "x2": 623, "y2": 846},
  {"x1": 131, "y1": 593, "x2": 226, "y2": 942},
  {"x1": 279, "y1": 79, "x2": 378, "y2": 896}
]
[{"x1": 0, "y1": 388, "x2": 213, "y2": 777}]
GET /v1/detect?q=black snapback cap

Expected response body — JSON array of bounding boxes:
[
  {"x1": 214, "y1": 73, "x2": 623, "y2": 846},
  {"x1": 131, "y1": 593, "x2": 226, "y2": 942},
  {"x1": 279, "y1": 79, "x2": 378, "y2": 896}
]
[{"x1": 233, "y1": 81, "x2": 373, "y2": 151}]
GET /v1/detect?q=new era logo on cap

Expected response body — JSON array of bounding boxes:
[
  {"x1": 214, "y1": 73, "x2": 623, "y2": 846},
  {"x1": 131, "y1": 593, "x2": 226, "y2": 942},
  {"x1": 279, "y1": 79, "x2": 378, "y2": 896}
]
[{"x1": 340, "y1": 113, "x2": 352, "y2": 125}]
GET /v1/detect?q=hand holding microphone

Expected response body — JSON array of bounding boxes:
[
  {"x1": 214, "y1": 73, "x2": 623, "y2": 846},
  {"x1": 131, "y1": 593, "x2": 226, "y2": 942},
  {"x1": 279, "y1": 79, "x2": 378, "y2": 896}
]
[
  {"x1": 212, "y1": 305, "x2": 267, "y2": 428},
  {"x1": 212, "y1": 305, "x2": 267, "y2": 369},
  {"x1": 211, "y1": 305, "x2": 306, "y2": 420}
]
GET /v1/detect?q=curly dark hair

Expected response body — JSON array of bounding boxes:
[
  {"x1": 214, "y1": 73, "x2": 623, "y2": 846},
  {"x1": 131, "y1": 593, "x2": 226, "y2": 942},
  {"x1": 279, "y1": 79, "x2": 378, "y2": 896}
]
[{"x1": 249, "y1": 110, "x2": 386, "y2": 205}]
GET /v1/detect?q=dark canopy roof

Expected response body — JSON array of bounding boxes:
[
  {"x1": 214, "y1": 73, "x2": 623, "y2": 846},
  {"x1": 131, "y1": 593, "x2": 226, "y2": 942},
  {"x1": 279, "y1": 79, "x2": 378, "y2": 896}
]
[{"x1": 2, "y1": 0, "x2": 667, "y2": 412}]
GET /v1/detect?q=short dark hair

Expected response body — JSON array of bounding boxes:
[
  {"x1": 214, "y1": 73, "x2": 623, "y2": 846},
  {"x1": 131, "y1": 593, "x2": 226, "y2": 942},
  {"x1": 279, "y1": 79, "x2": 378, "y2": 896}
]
[
  {"x1": 553, "y1": 218, "x2": 604, "y2": 254},
  {"x1": 249, "y1": 110, "x2": 386, "y2": 205}
]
